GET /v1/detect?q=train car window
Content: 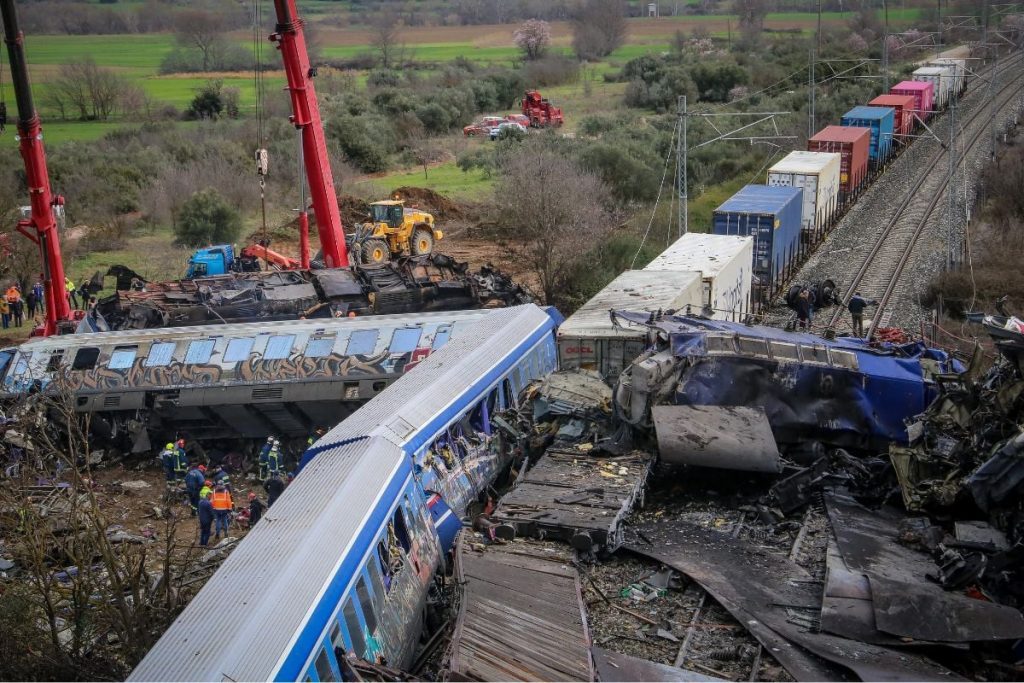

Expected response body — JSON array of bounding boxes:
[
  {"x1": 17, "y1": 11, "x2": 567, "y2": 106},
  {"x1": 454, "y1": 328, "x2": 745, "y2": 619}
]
[
  {"x1": 366, "y1": 553, "x2": 387, "y2": 607},
  {"x1": 376, "y1": 540, "x2": 394, "y2": 592},
  {"x1": 264, "y1": 335, "x2": 295, "y2": 360},
  {"x1": 389, "y1": 327, "x2": 421, "y2": 354},
  {"x1": 432, "y1": 325, "x2": 452, "y2": 349},
  {"x1": 341, "y1": 598, "x2": 367, "y2": 658},
  {"x1": 144, "y1": 342, "x2": 176, "y2": 367},
  {"x1": 185, "y1": 340, "x2": 215, "y2": 364},
  {"x1": 72, "y1": 347, "x2": 100, "y2": 371},
  {"x1": 769, "y1": 341, "x2": 800, "y2": 361},
  {"x1": 330, "y1": 622, "x2": 346, "y2": 662},
  {"x1": 356, "y1": 576, "x2": 379, "y2": 633},
  {"x1": 0, "y1": 350, "x2": 12, "y2": 378},
  {"x1": 224, "y1": 338, "x2": 255, "y2": 362},
  {"x1": 346, "y1": 329, "x2": 379, "y2": 355},
  {"x1": 829, "y1": 349, "x2": 859, "y2": 370},
  {"x1": 392, "y1": 508, "x2": 411, "y2": 553},
  {"x1": 108, "y1": 346, "x2": 138, "y2": 370},
  {"x1": 12, "y1": 353, "x2": 30, "y2": 376},
  {"x1": 805, "y1": 345, "x2": 829, "y2": 364},
  {"x1": 45, "y1": 350, "x2": 64, "y2": 372},
  {"x1": 737, "y1": 337, "x2": 769, "y2": 357},
  {"x1": 314, "y1": 647, "x2": 337, "y2": 682},
  {"x1": 305, "y1": 337, "x2": 336, "y2": 358}
]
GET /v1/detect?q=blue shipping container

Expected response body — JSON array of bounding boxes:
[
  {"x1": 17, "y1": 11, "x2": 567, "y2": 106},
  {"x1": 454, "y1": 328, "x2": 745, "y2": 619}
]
[
  {"x1": 840, "y1": 106, "x2": 895, "y2": 164},
  {"x1": 711, "y1": 185, "x2": 803, "y2": 289}
]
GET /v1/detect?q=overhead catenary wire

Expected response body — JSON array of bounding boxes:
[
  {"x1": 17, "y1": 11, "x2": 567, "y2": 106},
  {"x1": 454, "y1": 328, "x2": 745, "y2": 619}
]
[{"x1": 631, "y1": 118, "x2": 678, "y2": 270}]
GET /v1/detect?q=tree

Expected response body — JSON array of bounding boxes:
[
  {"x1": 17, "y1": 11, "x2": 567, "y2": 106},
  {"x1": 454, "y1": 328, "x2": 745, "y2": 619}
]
[
  {"x1": 43, "y1": 59, "x2": 127, "y2": 121},
  {"x1": 173, "y1": 9, "x2": 227, "y2": 72},
  {"x1": 572, "y1": 0, "x2": 627, "y2": 60},
  {"x1": 371, "y1": 10, "x2": 404, "y2": 69},
  {"x1": 174, "y1": 188, "x2": 242, "y2": 246},
  {"x1": 186, "y1": 80, "x2": 228, "y2": 120},
  {"x1": 491, "y1": 144, "x2": 618, "y2": 307},
  {"x1": 514, "y1": 19, "x2": 551, "y2": 61},
  {"x1": 735, "y1": 0, "x2": 767, "y2": 47}
]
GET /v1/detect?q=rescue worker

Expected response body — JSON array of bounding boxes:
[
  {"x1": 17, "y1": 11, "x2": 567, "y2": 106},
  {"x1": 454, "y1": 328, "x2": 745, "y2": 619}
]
[
  {"x1": 65, "y1": 276, "x2": 79, "y2": 309},
  {"x1": 173, "y1": 439, "x2": 188, "y2": 481},
  {"x1": 211, "y1": 484, "x2": 233, "y2": 540},
  {"x1": 259, "y1": 438, "x2": 281, "y2": 480},
  {"x1": 211, "y1": 465, "x2": 231, "y2": 491},
  {"x1": 32, "y1": 280, "x2": 44, "y2": 313},
  {"x1": 307, "y1": 427, "x2": 326, "y2": 448},
  {"x1": 248, "y1": 492, "x2": 265, "y2": 527},
  {"x1": 264, "y1": 474, "x2": 284, "y2": 507},
  {"x1": 197, "y1": 491, "x2": 214, "y2": 547},
  {"x1": 199, "y1": 478, "x2": 213, "y2": 501},
  {"x1": 184, "y1": 464, "x2": 206, "y2": 516},
  {"x1": 159, "y1": 442, "x2": 176, "y2": 483},
  {"x1": 258, "y1": 436, "x2": 275, "y2": 480},
  {"x1": 847, "y1": 292, "x2": 878, "y2": 338},
  {"x1": 795, "y1": 289, "x2": 812, "y2": 331}
]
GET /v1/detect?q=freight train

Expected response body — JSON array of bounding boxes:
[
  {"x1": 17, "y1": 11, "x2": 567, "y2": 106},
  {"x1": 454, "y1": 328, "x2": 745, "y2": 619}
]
[
  {"x1": 128, "y1": 304, "x2": 560, "y2": 682},
  {"x1": 711, "y1": 57, "x2": 968, "y2": 304}
]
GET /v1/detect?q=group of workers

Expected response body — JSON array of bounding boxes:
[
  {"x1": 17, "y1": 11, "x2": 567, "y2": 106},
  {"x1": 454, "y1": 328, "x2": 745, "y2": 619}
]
[
  {"x1": 161, "y1": 430, "x2": 325, "y2": 547},
  {"x1": 1, "y1": 282, "x2": 44, "y2": 329},
  {"x1": 792, "y1": 289, "x2": 878, "y2": 338}
]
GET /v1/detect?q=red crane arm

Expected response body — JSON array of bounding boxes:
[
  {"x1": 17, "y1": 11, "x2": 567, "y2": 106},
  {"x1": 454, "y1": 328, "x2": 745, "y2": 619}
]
[
  {"x1": 270, "y1": 0, "x2": 348, "y2": 269},
  {"x1": 1, "y1": 0, "x2": 72, "y2": 336}
]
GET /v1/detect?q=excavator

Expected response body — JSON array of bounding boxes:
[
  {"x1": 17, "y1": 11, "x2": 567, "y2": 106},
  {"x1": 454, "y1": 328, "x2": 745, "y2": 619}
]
[{"x1": 350, "y1": 198, "x2": 443, "y2": 265}]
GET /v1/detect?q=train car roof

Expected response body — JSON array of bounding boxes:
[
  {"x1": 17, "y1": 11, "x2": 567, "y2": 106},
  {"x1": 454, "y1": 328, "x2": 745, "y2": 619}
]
[
  {"x1": 12, "y1": 308, "x2": 493, "y2": 353},
  {"x1": 129, "y1": 304, "x2": 559, "y2": 681}
]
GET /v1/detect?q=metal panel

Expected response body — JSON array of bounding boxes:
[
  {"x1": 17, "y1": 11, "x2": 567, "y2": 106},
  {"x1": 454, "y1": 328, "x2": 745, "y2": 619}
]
[{"x1": 652, "y1": 404, "x2": 782, "y2": 472}]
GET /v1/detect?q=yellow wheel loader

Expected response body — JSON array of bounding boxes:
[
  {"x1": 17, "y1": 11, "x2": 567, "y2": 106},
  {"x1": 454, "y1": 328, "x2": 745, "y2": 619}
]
[{"x1": 350, "y1": 200, "x2": 444, "y2": 266}]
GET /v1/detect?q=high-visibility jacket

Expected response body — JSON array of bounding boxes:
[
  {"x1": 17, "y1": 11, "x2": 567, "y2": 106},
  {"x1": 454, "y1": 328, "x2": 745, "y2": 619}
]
[
  {"x1": 199, "y1": 485, "x2": 212, "y2": 500},
  {"x1": 65, "y1": 278, "x2": 75, "y2": 293},
  {"x1": 211, "y1": 489, "x2": 233, "y2": 511},
  {"x1": 160, "y1": 448, "x2": 175, "y2": 470},
  {"x1": 173, "y1": 449, "x2": 188, "y2": 474}
]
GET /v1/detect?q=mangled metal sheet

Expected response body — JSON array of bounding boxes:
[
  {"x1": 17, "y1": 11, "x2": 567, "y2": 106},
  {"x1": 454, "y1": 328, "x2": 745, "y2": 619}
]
[
  {"x1": 652, "y1": 405, "x2": 781, "y2": 472},
  {"x1": 628, "y1": 518, "x2": 964, "y2": 682},
  {"x1": 312, "y1": 269, "x2": 364, "y2": 297},
  {"x1": 592, "y1": 647, "x2": 722, "y2": 682},
  {"x1": 824, "y1": 490, "x2": 1024, "y2": 643}
]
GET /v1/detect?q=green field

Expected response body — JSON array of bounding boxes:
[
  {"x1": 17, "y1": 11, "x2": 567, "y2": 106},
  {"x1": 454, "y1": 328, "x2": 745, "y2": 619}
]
[{"x1": 356, "y1": 161, "x2": 494, "y2": 201}]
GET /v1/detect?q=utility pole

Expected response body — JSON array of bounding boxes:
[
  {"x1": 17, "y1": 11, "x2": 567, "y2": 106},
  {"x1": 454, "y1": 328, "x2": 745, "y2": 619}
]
[
  {"x1": 816, "y1": 0, "x2": 822, "y2": 54},
  {"x1": 677, "y1": 95, "x2": 687, "y2": 238},
  {"x1": 882, "y1": 0, "x2": 890, "y2": 91},
  {"x1": 947, "y1": 96, "x2": 956, "y2": 269},
  {"x1": 808, "y1": 50, "x2": 816, "y2": 139}
]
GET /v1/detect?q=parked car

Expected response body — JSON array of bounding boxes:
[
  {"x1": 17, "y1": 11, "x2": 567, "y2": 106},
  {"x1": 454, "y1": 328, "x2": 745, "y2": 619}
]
[
  {"x1": 504, "y1": 114, "x2": 530, "y2": 128},
  {"x1": 463, "y1": 116, "x2": 504, "y2": 136},
  {"x1": 490, "y1": 121, "x2": 527, "y2": 140}
]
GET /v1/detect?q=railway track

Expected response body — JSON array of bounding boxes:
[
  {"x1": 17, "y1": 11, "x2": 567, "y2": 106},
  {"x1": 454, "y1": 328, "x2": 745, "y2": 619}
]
[{"x1": 825, "y1": 52, "x2": 1024, "y2": 336}]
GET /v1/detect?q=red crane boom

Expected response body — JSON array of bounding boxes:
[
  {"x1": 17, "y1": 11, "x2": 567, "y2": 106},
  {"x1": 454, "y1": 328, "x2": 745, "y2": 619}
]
[
  {"x1": 1, "y1": 0, "x2": 73, "y2": 336},
  {"x1": 269, "y1": 0, "x2": 348, "y2": 268}
]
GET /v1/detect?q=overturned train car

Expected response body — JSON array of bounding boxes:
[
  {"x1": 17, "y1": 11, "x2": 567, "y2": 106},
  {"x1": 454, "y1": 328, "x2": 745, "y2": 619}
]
[
  {"x1": 0, "y1": 310, "x2": 492, "y2": 451},
  {"x1": 91, "y1": 254, "x2": 530, "y2": 332},
  {"x1": 129, "y1": 304, "x2": 560, "y2": 681},
  {"x1": 615, "y1": 313, "x2": 962, "y2": 455}
]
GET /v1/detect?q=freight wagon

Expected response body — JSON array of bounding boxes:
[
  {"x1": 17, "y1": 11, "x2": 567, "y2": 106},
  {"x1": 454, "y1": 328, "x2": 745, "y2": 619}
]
[
  {"x1": 841, "y1": 106, "x2": 895, "y2": 167},
  {"x1": 643, "y1": 233, "x2": 754, "y2": 322},
  {"x1": 807, "y1": 126, "x2": 871, "y2": 201},
  {"x1": 927, "y1": 57, "x2": 967, "y2": 97},
  {"x1": 712, "y1": 185, "x2": 803, "y2": 301},
  {"x1": 913, "y1": 66, "x2": 955, "y2": 110},
  {"x1": 868, "y1": 94, "x2": 917, "y2": 138},
  {"x1": 766, "y1": 150, "x2": 841, "y2": 242},
  {"x1": 557, "y1": 269, "x2": 703, "y2": 380},
  {"x1": 890, "y1": 80, "x2": 935, "y2": 124}
]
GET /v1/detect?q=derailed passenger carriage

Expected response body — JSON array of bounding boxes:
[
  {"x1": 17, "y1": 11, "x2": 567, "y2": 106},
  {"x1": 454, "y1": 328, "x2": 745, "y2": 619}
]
[
  {"x1": 615, "y1": 313, "x2": 962, "y2": 455},
  {"x1": 0, "y1": 310, "x2": 492, "y2": 449},
  {"x1": 128, "y1": 304, "x2": 560, "y2": 682}
]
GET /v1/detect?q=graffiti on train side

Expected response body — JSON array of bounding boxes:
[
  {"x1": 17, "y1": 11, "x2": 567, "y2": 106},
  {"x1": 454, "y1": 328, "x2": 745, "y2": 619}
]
[{"x1": 51, "y1": 347, "x2": 436, "y2": 392}]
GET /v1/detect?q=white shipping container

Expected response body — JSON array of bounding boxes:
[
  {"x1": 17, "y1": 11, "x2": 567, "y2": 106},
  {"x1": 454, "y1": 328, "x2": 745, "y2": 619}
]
[
  {"x1": 913, "y1": 66, "x2": 954, "y2": 109},
  {"x1": 643, "y1": 233, "x2": 754, "y2": 321},
  {"x1": 558, "y1": 269, "x2": 703, "y2": 380},
  {"x1": 928, "y1": 57, "x2": 966, "y2": 94},
  {"x1": 766, "y1": 151, "x2": 841, "y2": 236}
]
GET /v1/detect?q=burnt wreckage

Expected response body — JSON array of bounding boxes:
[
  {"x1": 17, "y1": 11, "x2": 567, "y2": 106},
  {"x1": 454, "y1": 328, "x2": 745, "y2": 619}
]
[{"x1": 88, "y1": 254, "x2": 530, "y2": 331}]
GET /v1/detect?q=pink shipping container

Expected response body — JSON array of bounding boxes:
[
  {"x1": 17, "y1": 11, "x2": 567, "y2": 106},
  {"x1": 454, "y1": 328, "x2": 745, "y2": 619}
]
[
  {"x1": 869, "y1": 94, "x2": 917, "y2": 137},
  {"x1": 890, "y1": 80, "x2": 934, "y2": 123},
  {"x1": 807, "y1": 125, "x2": 870, "y2": 197}
]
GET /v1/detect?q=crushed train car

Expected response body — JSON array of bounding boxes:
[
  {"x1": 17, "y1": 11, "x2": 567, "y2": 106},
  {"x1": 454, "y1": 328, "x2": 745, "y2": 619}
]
[
  {"x1": 88, "y1": 255, "x2": 530, "y2": 332},
  {"x1": 614, "y1": 313, "x2": 963, "y2": 463},
  {"x1": 0, "y1": 310, "x2": 492, "y2": 451}
]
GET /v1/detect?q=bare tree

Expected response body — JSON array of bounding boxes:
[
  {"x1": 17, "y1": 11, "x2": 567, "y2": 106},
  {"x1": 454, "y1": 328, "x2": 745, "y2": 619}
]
[
  {"x1": 735, "y1": 0, "x2": 767, "y2": 46},
  {"x1": 370, "y1": 10, "x2": 404, "y2": 69},
  {"x1": 44, "y1": 59, "x2": 129, "y2": 121},
  {"x1": 572, "y1": 0, "x2": 627, "y2": 60},
  {"x1": 514, "y1": 19, "x2": 552, "y2": 61},
  {"x1": 173, "y1": 9, "x2": 229, "y2": 72},
  {"x1": 491, "y1": 145, "x2": 619, "y2": 307}
]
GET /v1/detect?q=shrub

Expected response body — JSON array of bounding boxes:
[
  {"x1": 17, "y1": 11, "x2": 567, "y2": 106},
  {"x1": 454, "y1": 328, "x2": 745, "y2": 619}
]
[
  {"x1": 523, "y1": 56, "x2": 580, "y2": 87},
  {"x1": 174, "y1": 188, "x2": 242, "y2": 246}
]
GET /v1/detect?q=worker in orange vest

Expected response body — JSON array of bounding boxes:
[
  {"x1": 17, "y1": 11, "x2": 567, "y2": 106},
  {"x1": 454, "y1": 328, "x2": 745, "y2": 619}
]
[{"x1": 211, "y1": 484, "x2": 233, "y2": 540}]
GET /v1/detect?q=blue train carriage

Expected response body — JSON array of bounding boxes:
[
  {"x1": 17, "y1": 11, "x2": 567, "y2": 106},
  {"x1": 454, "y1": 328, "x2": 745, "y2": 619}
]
[
  {"x1": 840, "y1": 106, "x2": 895, "y2": 168},
  {"x1": 128, "y1": 304, "x2": 561, "y2": 682},
  {"x1": 712, "y1": 184, "x2": 803, "y2": 301},
  {"x1": 0, "y1": 310, "x2": 491, "y2": 446}
]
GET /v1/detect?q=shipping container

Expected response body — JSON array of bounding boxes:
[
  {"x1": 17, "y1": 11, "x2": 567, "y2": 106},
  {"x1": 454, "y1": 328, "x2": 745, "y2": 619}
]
[
  {"x1": 557, "y1": 269, "x2": 703, "y2": 380},
  {"x1": 841, "y1": 106, "x2": 895, "y2": 165},
  {"x1": 913, "y1": 66, "x2": 955, "y2": 109},
  {"x1": 868, "y1": 94, "x2": 917, "y2": 137},
  {"x1": 766, "y1": 150, "x2": 841, "y2": 239},
  {"x1": 712, "y1": 185, "x2": 803, "y2": 294},
  {"x1": 928, "y1": 57, "x2": 966, "y2": 95},
  {"x1": 808, "y1": 125, "x2": 871, "y2": 197},
  {"x1": 643, "y1": 233, "x2": 754, "y2": 321},
  {"x1": 891, "y1": 80, "x2": 934, "y2": 124}
]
